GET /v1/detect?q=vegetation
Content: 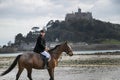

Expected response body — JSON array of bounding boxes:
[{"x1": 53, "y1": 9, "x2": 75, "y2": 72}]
[
  {"x1": 14, "y1": 31, "x2": 39, "y2": 45},
  {"x1": 0, "y1": 57, "x2": 14, "y2": 68},
  {"x1": 59, "y1": 58, "x2": 120, "y2": 66},
  {"x1": 14, "y1": 27, "x2": 40, "y2": 46},
  {"x1": 46, "y1": 19, "x2": 120, "y2": 43},
  {"x1": 14, "y1": 18, "x2": 120, "y2": 45},
  {"x1": 101, "y1": 39, "x2": 120, "y2": 44}
]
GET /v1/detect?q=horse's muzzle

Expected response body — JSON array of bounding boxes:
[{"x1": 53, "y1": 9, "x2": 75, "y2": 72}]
[{"x1": 69, "y1": 52, "x2": 73, "y2": 56}]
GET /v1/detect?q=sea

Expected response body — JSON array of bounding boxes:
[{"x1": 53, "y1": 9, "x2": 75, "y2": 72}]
[{"x1": 0, "y1": 50, "x2": 120, "y2": 57}]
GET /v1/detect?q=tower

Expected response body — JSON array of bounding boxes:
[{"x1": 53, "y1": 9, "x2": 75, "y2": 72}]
[{"x1": 78, "y1": 8, "x2": 81, "y2": 13}]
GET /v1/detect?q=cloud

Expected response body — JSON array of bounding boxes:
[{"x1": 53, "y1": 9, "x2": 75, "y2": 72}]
[
  {"x1": 111, "y1": 0, "x2": 120, "y2": 4},
  {"x1": 1, "y1": 0, "x2": 118, "y2": 22},
  {"x1": 0, "y1": 0, "x2": 67, "y2": 19},
  {"x1": 87, "y1": 0, "x2": 120, "y2": 23},
  {"x1": 0, "y1": 0, "x2": 49, "y2": 18},
  {"x1": 0, "y1": 0, "x2": 120, "y2": 46}
]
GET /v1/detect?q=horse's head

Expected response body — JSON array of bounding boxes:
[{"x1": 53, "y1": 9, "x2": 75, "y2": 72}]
[{"x1": 62, "y1": 41, "x2": 73, "y2": 56}]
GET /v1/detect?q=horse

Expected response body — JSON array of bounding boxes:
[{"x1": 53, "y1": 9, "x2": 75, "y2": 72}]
[{"x1": 0, "y1": 41, "x2": 73, "y2": 80}]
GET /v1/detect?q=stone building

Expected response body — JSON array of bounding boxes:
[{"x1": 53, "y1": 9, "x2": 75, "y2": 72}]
[{"x1": 65, "y1": 8, "x2": 92, "y2": 21}]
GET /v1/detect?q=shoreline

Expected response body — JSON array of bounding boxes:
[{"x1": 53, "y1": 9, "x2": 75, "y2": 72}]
[{"x1": 1, "y1": 52, "x2": 120, "y2": 68}]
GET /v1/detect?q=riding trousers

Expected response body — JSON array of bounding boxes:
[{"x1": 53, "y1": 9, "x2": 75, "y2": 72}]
[{"x1": 41, "y1": 51, "x2": 51, "y2": 60}]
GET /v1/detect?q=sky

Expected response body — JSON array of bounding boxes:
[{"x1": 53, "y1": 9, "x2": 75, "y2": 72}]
[{"x1": 0, "y1": 0, "x2": 120, "y2": 46}]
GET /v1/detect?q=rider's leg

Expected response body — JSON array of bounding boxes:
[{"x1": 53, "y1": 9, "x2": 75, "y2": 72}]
[
  {"x1": 41, "y1": 51, "x2": 51, "y2": 68},
  {"x1": 41, "y1": 51, "x2": 51, "y2": 59}
]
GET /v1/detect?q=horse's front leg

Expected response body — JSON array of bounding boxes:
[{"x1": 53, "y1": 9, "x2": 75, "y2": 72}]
[{"x1": 47, "y1": 68, "x2": 54, "y2": 80}]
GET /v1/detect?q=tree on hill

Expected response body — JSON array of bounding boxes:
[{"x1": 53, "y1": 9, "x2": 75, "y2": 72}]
[
  {"x1": 46, "y1": 19, "x2": 120, "y2": 43},
  {"x1": 14, "y1": 27, "x2": 40, "y2": 45},
  {"x1": 25, "y1": 31, "x2": 38, "y2": 43},
  {"x1": 15, "y1": 33, "x2": 24, "y2": 45}
]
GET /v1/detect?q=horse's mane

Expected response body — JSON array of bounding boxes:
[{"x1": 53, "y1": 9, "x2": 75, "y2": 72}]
[{"x1": 48, "y1": 45, "x2": 60, "y2": 52}]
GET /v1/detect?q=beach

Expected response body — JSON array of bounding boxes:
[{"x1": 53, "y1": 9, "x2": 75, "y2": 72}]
[
  {"x1": 0, "y1": 54, "x2": 120, "y2": 80},
  {"x1": 1, "y1": 66, "x2": 120, "y2": 80}
]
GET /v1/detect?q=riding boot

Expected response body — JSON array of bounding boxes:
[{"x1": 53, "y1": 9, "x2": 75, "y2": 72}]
[{"x1": 44, "y1": 58, "x2": 49, "y2": 69}]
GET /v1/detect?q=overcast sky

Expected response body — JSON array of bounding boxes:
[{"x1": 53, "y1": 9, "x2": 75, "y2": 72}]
[{"x1": 0, "y1": 0, "x2": 120, "y2": 46}]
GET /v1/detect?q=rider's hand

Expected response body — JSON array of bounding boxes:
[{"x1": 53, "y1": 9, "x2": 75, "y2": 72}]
[{"x1": 45, "y1": 47, "x2": 49, "y2": 51}]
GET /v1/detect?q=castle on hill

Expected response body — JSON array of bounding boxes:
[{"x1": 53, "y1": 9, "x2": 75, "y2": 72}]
[{"x1": 65, "y1": 8, "x2": 92, "y2": 21}]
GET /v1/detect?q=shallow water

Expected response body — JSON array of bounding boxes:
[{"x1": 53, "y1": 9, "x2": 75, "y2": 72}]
[{"x1": 0, "y1": 50, "x2": 120, "y2": 57}]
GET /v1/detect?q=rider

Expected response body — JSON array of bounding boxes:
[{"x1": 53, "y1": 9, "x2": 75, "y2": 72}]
[{"x1": 33, "y1": 30, "x2": 50, "y2": 69}]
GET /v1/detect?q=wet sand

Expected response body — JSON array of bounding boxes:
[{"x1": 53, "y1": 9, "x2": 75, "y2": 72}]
[{"x1": 0, "y1": 66, "x2": 120, "y2": 80}]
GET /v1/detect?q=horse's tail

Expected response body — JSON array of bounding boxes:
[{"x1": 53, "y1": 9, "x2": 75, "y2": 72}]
[{"x1": 1, "y1": 55, "x2": 21, "y2": 76}]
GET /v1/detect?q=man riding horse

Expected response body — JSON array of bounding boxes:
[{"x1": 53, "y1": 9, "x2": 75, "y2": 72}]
[
  {"x1": 1, "y1": 41, "x2": 73, "y2": 80},
  {"x1": 33, "y1": 30, "x2": 50, "y2": 69},
  {"x1": 1, "y1": 30, "x2": 73, "y2": 80}
]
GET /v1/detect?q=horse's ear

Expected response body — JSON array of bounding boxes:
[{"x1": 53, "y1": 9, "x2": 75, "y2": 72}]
[{"x1": 64, "y1": 41, "x2": 68, "y2": 44}]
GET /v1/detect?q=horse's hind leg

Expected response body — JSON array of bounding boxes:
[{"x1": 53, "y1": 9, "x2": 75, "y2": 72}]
[
  {"x1": 16, "y1": 67, "x2": 24, "y2": 80},
  {"x1": 26, "y1": 68, "x2": 33, "y2": 80}
]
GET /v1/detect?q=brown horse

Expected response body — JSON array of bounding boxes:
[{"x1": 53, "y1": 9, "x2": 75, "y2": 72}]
[{"x1": 1, "y1": 41, "x2": 73, "y2": 80}]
